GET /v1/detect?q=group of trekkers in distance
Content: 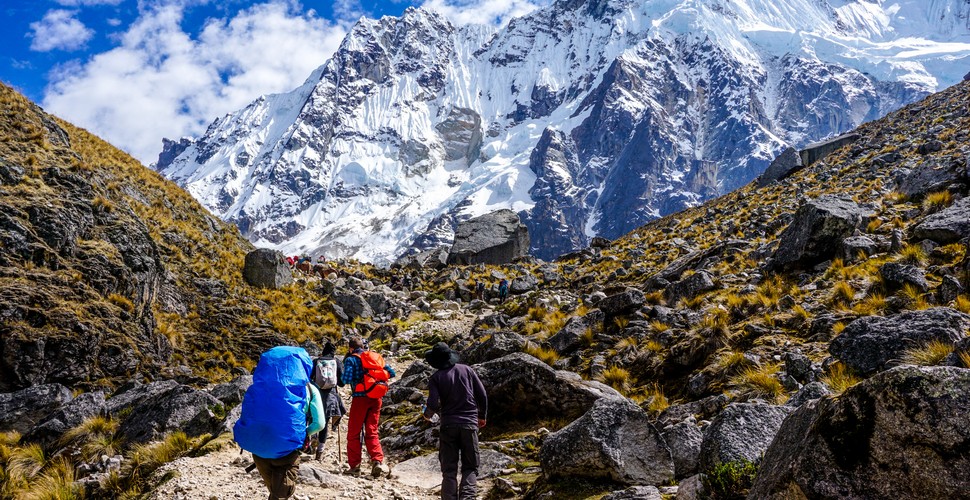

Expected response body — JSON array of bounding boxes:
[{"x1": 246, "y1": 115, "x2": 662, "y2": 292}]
[{"x1": 233, "y1": 337, "x2": 487, "y2": 500}]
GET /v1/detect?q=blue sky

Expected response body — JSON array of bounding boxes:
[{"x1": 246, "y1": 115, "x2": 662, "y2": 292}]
[{"x1": 1, "y1": 0, "x2": 546, "y2": 164}]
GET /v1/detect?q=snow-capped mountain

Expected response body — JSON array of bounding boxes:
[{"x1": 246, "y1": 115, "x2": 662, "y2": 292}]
[{"x1": 156, "y1": 0, "x2": 970, "y2": 263}]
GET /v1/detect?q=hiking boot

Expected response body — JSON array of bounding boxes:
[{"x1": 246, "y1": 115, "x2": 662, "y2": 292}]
[
  {"x1": 314, "y1": 450, "x2": 322, "y2": 461},
  {"x1": 371, "y1": 461, "x2": 389, "y2": 478},
  {"x1": 345, "y1": 466, "x2": 361, "y2": 477}
]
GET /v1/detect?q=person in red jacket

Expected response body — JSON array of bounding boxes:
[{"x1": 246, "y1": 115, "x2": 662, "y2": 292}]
[
  {"x1": 341, "y1": 337, "x2": 395, "y2": 477},
  {"x1": 423, "y1": 343, "x2": 488, "y2": 500}
]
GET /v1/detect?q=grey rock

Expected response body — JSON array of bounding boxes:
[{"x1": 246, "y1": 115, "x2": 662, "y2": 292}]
[
  {"x1": 598, "y1": 289, "x2": 645, "y2": 316},
  {"x1": 602, "y1": 485, "x2": 663, "y2": 500},
  {"x1": 786, "y1": 382, "x2": 832, "y2": 408},
  {"x1": 540, "y1": 398, "x2": 674, "y2": 486},
  {"x1": 474, "y1": 353, "x2": 622, "y2": 425},
  {"x1": 665, "y1": 271, "x2": 717, "y2": 305},
  {"x1": 331, "y1": 290, "x2": 373, "y2": 320},
  {"x1": 0, "y1": 383, "x2": 74, "y2": 434},
  {"x1": 830, "y1": 307, "x2": 970, "y2": 375},
  {"x1": 24, "y1": 391, "x2": 107, "y2": 447},
  {"x1": 242, "y1": 248, "x2": 293, "y2": 289},
  {"x1": 676, "y1": 474, "x2": 707, "y2": 500},
  {"x1": 783, "y1": 351, "x2": 813, "y2": 384},
  {"x1": 798, "y1": 133, "x2": 859, "y2": 167},
  {"x1": 938, "y1": 275, "x2": 964, "y2": 304},
  {"x1": 590, "y1": 237, "x2": 612, "y2": 249},
  {"x1": 698, "y1": 403, "x2": 793, "y2": 471},
  {"x1": 447, "y1": 210, "x2": 530, "y2": 265},
  {"x1": 896, "y1": 156, "x2": 969, "y2": 198},
  {"x1": 771, "y1": 196, "x2": 873, "y2": 271},
  {"x1": 106, "y1": 380, "x2": 180, "y2": 416},
  {"x1": 879, "y1": 262, "x2": 929, "y2": 292},
  {"x1": 841, "y1": 235, "x2": 878, "y2": 262},
  {"x1": 943, "y1": 337, "x2": 970, "y2": 367},
  {"x1": 116, "y1": 384, "x2": 223, "y2": 444},
  {"x1": 209, "y1": 375, "x2": 253, "y2": 407},
  {"x1": 749, "y1": 366, "x2": 970, "y2": 500},
  {"x1": 461, "y1": 330, "x2": 527, "y2": 366},
  {"x1": 758, "y1": 147, "x2": 803, "y2": 186},
  {"x1": 912, "y1": 197, "x2": 970, "y2": 244},
  {"x1": 510, "y1": 273, "x2": 538, "y2": 294},
  {"x1": 547, "y1": 310, "x2": 605, "y2": 355},
  {"x1": 662, "y1": 419, "x2": 704, "y2": 479}
]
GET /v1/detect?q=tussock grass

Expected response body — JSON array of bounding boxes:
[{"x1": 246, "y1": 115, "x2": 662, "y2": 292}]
[
  {"x1": 903, "y1": 341, "x2": 953, "y2": 366},
  {"x1": 954, "y1": 296, "x2": 970, "y2": 314},
  {"x1": 829, "y1": 281, "x2": 855, "y2": 308},
  {"x1": 922, "y1": 190, "x2": 953, "y2": 212},
  {"x1": 649, "y1": 320, "x2": 670, "y2": 333},
  {"x1": 959, "y1": 351, "x2": 970, "y2": 369},
  {"x1": 853, "y1": 294, "x2": 886, "y2": 316},
  {"x1": 730, "y1": 364, "x2": 785, "y2": 403},
  {"x1": 599, "y1": 366, "x2": 631, "y2": 394},
  {"x1": 643, "y1": 383, "x2": 669, "y2": 414},
  {"x1": 897, "y1": 244, "x2": 928, "y2": 266},
  {"x1": 821, "y1": 363, "x2": 861, "y2": 394},
  {"x1": 523, "y1": 343, "x2": 559, "y2": 366},
  {"x1": 900, "y1": 284, "x2": 930, "y2": 310}
]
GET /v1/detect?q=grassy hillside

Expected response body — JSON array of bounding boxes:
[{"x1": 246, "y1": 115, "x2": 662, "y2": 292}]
[{"x1": 0, "y1": 83, "x2": 342, "y2": 390}]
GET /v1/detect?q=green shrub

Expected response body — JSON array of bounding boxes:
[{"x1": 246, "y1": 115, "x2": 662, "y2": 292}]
[{"x1": 704, "y1": 459, "x2": 758, "y2": 500}]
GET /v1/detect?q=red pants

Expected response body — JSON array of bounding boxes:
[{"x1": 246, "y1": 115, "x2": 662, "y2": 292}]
[{"x1": 346, "y1": 396, "x2": 384, "y2": 467}]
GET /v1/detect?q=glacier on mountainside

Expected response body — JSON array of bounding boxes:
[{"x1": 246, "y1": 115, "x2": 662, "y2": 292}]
[{"x1": 156, "y1": 0, "x2": 970, "y2": 263}]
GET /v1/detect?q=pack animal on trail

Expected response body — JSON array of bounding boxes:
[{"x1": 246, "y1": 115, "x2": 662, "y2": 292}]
[{"x1": 295, "y1": 261, "x2": 340, "y2": 279}]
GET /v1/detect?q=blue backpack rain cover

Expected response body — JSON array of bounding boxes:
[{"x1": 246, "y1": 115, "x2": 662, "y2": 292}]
[{"x1": 233, "y1": 346, "x2": 313, "y2": 459}]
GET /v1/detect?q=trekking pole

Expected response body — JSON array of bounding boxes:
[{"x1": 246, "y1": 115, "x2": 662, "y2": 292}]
[{"x1": 337, "y1": 424, "x2": 342, "y2": 464}]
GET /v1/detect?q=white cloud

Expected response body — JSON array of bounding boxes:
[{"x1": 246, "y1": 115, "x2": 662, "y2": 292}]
[
  {"x1": 29, "y1": 9, "x2": 94, "y2": 52},
  {"x1": 419, "y1": 0, "x2": 549, "y2": 27},
  {"x1": 55, "y1": 0, "x2": 125, "y2": 5},
  {"x1": 42, "y1": 1, "x2": 346, "y2": 164},
  {"x1": 107, "y1": 18, "x2": 123, "y2": 26}
]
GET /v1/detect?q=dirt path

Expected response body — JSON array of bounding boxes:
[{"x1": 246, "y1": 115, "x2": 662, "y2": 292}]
[{"x1": 151, "y1": 318, "x2": 482, "y2": 500}]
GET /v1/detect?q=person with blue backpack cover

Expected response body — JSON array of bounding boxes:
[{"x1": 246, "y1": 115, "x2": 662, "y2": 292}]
[{"x1": 234, "y1": 346, "x2": 324, "y2": 500}]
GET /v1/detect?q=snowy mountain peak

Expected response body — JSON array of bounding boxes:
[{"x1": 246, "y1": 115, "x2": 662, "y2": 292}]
[{"x1": 156, "y1": 0, "x2": 970, "y2": 264}]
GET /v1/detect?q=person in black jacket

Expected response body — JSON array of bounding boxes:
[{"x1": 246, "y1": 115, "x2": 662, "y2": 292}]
[{"x1": 423, "y1": 343, "x2": 488, "y2": 500}]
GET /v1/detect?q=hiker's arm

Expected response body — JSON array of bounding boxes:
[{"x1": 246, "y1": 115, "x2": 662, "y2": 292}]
[
  {"x1": 424, "y1": 376, "x2": 440, "y2": 419},
  {"x1": 472, "y1": 370, "x2": 488, "y2": 427}
]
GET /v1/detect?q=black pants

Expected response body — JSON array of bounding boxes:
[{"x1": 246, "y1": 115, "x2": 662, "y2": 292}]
[
  {"x1": 252, "y1": 450, "x2": 301, "y2": 500},
  {"x1": 439, "y1": 424, "x2": 480, "y2": 500}
]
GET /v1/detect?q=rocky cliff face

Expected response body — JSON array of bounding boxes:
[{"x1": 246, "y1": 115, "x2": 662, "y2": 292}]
[
  {"x1": 156, "y1": 0, "x2": 970, "y2": 263},
  {"x1": 0, "y1": 84, "x2": 324, "y2": 392}
]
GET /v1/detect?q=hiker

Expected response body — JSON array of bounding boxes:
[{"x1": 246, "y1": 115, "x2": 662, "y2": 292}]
[
  {"x1": 234, "y1": 346, "x2": 325, "y2": 500},
  {"x1": 475, "y1": 281, "x2": 485, "y2": 301},
  {"x1": 310, "y1": 340, "x2": 347, "y2": 461},
  {"x1": 498, "y1": 279, "x2": 509, "y2": 303},
  {"x1": 341, "y1": 337, "x2": 396, "y2": 477},
  {"x1": 423, "y1": 343, "x2": 488, "y2": 500}
]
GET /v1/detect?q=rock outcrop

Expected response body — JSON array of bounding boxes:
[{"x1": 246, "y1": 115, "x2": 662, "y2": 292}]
[
  {"x1": 770, "y1": 196, "x2": 874, "y2": 271},
  {"x1": 749, "y1": 366, "x2": 970, "y2": 499},
  {"x1": 0, "y1": 383, "x2": 74, "y2": 434},
  {"x1": 447, "y1": 210, "x2": 530, "y2": 265},
  {"x1": 473, "y1": 353, "x2": 621, "y2": 424},
  {"x1": 829, "y1": 307, "x2": 970, "y2": 376},
  {"x1": 540, "y1": 398, "x2": 675, "y2": 486},
  {"x1": 912, "y1": 196, "x2": 970, "y2": 244},
  {"x1": 243, "y1": 248, "x2": 293, "y2": 289},
  {"x1": 698, "y1": 403, "x2": 793, "y2": 471}
]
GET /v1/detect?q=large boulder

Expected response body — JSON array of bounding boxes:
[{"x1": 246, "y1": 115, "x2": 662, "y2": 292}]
[
  {"x1": 106, "y1": 379, "x2": 180, "y2": 416},
  {"x1": 0, "y1": 383, "x2": 74, "y2": 434},
  {"x1": 243, "y1": 249, "x2": 293, "y2": 289},
  {"x1": 912, "y1": 196, "x2": 970, "y2": 244},
  {"x1": 758, "y1": 147, "x2": 803, "y2": 187},
  {"x1": 116, "y1": 383, "x2": 223, "y2": 444},
  {"x1": 447, "y1": 210, "x2": 530, "y2": 265},
  {"x1": 749, "y1": 366, "x2": 970, "y2": 499},
  {"x1": 664, "y1": 271, "x2": 717, "y2": 305},
  {"x1": 461, "y1": 330, "x2": 528, "y2": 365},
  {"x1": 895, "y1": 156, "x2": 969, "y2": 199},
  {"x1": 598, "y1": 289, "x2": 645, "y2": 317},
  {"x1": 331, "y1": 289, "x2": 373, "y2": 320},
  {"x1": 879, "y1": 262, "x2": 929, "y2": 292},
  {"x1": 829, "y1": 307, "x2": 970, "y2": 376},
  {"x1": 662, "y1": 419, "x2": 704, "y2": 479},
  {"x1": 547, "y1": 310, "x2": 605, "y2": 355},
  {"x1": 770, "y1": 196, "x2": 873, "y2": 271},
  {"x1": 209, "y1": 375, "x2": 253, "y2": 407},
  {"x1": 473, "y1": 353, "x2": 622, "y2": 425},
  {"x1": 24, "y1": 391, "x2": 107, "y2": 447},
  {"x1": 698, "y1": 403, "x2": 793, "y2": 471},
  {"x1": 540, "y1": 398, "x2": 675, "y2": 486}
]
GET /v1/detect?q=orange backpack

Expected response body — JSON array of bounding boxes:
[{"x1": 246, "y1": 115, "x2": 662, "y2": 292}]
[{"x1": 351, "y1": 350, "x2": 390, "y2": 399}]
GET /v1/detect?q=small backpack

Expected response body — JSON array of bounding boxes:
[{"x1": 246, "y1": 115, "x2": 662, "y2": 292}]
[
  {"x1": 352, "y1": 351, "x2": 391, "y2": 399},
  {"x1": 313, "y1": 358, "x2": 338, "y2": 390}
]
